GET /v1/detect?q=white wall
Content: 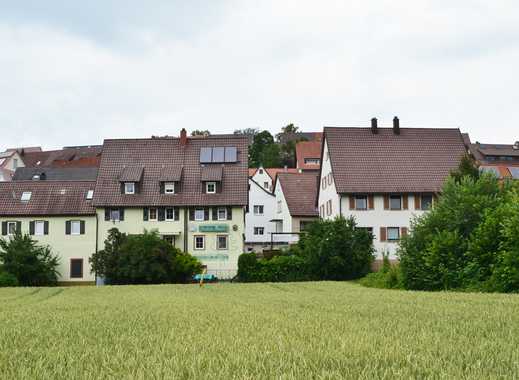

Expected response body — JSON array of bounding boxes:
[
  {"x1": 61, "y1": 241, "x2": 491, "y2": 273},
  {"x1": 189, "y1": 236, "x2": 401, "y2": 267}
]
[
  {"x1": 318, "y1": 139, "x2": 341, "y2": 219},
  {"x1": 273, "y1": 180, "x2": 299, "y2": 244},
  {"x1": 245, "y1": 179, "x2": 277, "y2": 246},
  {"x1": 2, "y1": 152, "x2": 24, "y2": 171},
  {"x1": 251, "y1": 167, "x2": 274, "y2": 192}
]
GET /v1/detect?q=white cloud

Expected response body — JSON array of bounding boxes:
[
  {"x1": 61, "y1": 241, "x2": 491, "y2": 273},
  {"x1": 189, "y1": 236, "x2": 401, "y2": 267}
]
[{"x1": 0, "y1": 0, "x2": 518, "y2": 149}]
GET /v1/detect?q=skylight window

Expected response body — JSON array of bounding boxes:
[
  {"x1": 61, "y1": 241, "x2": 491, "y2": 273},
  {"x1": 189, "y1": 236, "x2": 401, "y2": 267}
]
[
  {"x1": 21, "y1": 192, "x2": 32, "y2": 201},
  {"x1": 86, "y1": 190, "x2": 94, "y2": 200}
]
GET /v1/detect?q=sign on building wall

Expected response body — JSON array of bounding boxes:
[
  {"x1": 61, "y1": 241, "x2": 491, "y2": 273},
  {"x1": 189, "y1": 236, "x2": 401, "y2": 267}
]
[{"x1": 199, "y1": 225, "x2": 229, "y2": 233}]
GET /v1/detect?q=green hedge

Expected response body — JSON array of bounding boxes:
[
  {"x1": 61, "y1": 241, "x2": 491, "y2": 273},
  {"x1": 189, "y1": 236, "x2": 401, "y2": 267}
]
[{"x1": 237, "y1": 253, "x2": 309, "y2": 282}]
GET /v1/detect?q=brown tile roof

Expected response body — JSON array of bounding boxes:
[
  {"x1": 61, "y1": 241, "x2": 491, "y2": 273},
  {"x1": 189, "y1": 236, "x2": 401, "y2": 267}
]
[
  {"x1": 248, "y1": 168, "x2": 257, "y2": 177},
  {"x1": 21, "y1": 146, "x2": 102, "y2": 168},
  {"x1": 325, "y1": 127, "x2": 467, "y2": 193},
  {"x1": 200, "y1": 166, "x2": 223, "y2": 181},
  {"x1": 264, "y1": 168, "x2": 299, "y2": 181},
  {"x1": 0, "y1": 181, "x2": 96, "y2": 216},
  {"x1": 0, "y1": 168, "x2": 14, "y2": 181},
  {"x1": 93, "y1": 135, "x2": 248, "y2": 207},
  {"x1": 118, "y1": 166, "x2": 144, "y2": 182},
  {"x1": 12, "y1": 167, "x2": 98, "y2": 181},
  {"x1": 159, "y1": 166, "x2": 183, "y2": 182},
  {"x1": 296, "y1": 141, "x2": 322, "y2": 170},
  {"x1": 276, "y1": 172, "x2": 319, "y2": 217}
]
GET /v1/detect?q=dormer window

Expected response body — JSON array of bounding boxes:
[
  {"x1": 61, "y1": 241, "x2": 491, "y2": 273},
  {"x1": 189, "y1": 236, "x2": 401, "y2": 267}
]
[
  {"x1": 206, "y1": 182, "x2": 216, "y2": 194},
  {"x1": 124, "y1": 182, "x2": 135, "y2": 194},
  {"x1": 164, "y1": 182, "x2": 175, "y2": 194},
  {"x1": 21, "y1": 192, "x2": 32, "y2": 201}
]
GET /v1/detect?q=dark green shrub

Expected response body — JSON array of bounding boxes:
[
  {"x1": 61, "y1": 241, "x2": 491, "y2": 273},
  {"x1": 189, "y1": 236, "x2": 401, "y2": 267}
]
[
  {"x1": 0, "y1": 232, "x2": 59, "y2": 286},
  {"x1": 359, "y1": 254, "x2": 403, "y2": 289},
  {"x1": 237, "y1": 253, "x2": 309, "y2": 282},
  {"x1": 0, "y1": 268, "x2": 18, "y2": 287},
  {"x1": 237, "y1": 253, "x2": 258, "y2": 282},
  {"x1": 90, "y1": 228, "x2": 202, "y2": 285}
]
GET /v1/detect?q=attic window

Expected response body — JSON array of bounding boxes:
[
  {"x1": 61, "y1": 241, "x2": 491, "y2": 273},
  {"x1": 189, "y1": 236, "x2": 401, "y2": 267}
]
[
  {"x1": 124, "y1": 182, "x2": 135, "y2": 194},
  {"x1": 86, "y1": 190, "x2": 94, "y2": 200},
  {"x1": 21, "y1": 192, "x2": 32, "y2": 201}
]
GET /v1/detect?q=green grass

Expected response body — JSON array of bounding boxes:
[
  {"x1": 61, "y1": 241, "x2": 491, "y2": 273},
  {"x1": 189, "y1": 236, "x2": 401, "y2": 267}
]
[{"x1": 1, "y1": 283, "x2": 518, "y2": 379}]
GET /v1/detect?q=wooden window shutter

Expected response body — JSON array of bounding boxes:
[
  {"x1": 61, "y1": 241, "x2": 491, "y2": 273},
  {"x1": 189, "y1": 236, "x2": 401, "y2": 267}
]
[
  {"x1": 403, "y1": 194, "x2": 408, "y2": 210},
  {"x1": 414, "y1": 193, "x2": 421, "y2": 210},
  {"x1": 119, "y1": 208, "x2": 125, "y2": 221},
  {"x1": 158, "y1": 208, "x2": 165, "y2": 221},
  {"x1": 174, "y1": 208, "x2": 180, "y2": 221},
  {"x1": 227, "y1": 207, "x2": 233, "y2": 220},
  {"x1": 120, "y1": 183, "x2": 125, "y2": 194},
  {"x1": 368, "y1": 195, "x2": 374, "y2": 210},
  {"x1": 159, "y1": 182, "x2": 165, "y2": 194},
  {"x1": 44, "y1": 221, "x2": 49, "y2": 235},
  {"x1": 383, "y1": 195, "x2": 389, "y2": 210},
  {"x1": 80, "y1": 221, "x2": 86, "y2": 235},
  {"x1": 1, "y1": 222, "x2": 7, "y2": 236},
  {"x1": 134, "y1": 183, "x2": 140, "y2": 194},
  {"x1": 29, "y1": 221, "x2": 35, "y2": 235},
  {"x1": 143, "y1": 208, "x2": 149, "y2": 221},
  {"x1": 401, "y1": 227, "x2": 408, "y2": 237},
  {"x1": 189, "y1": 209, "x2": 195, "y2": 221},
  {"x1": 217, "y1": 182, "x2": 222, "y2": 193},
  {"x1": 204, "y1": 208, "x2": 210, "y2": 221},
  {"x1": 349, "y1": 195, "x2": 355, "y2": 210},
  {"x1": 212, "y1": 207, "x2": 218, "y2": 220},
  {"x1": 433, "y1": 194, "x2": 438, "y2": 207},
  {"x1": 104, "y1": 209, "x2": 110, "y2": 221},
  {"x1": 65, "y1": 221, "x2": 71, "y2": 235},
  {"x1": 16, "y1": 221, "x2": 21, "y2": 233},
  {"x1": 380, "y1": 227, "x2": 387, "y2": 242}
]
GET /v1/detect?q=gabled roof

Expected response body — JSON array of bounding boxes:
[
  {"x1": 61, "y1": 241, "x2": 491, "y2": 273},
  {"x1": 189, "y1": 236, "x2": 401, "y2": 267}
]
[
  {"x1": 0, "y1": 181, "x2": 96, "y2": 216},
  {"x1": 200, "y1": 166, "x2": 223, "y2": 181},
  {"x1": 12, "y1": 167, "x2": 98, "y2": 181},
  {"x1": 159, "y1": 166, "x2": 183, "y2": 182},
  {"x1": 325, "y1": 127, "x2": 467, "y2": 193},
  {"x1": 119, "y1": 166, "x2": 144, "y2": 182},
  {"x1": 21, "y1": 146, "x2": 102, "y2": 168},
  {"x1": 296, "y1": 141, "x2": 322, "y2": 170},
  {"x1": 93, "y1": 135, "x2": 248, "y2": 207},
  {"x1": 276, "y1": 172, "x2": 319, "y2": 217}
]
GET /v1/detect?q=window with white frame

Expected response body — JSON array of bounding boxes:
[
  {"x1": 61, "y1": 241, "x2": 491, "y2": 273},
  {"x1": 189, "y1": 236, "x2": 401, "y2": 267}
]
[
  {"x1": 13, "y1": 158, "x2": 18, "y2": 170},
  {"x1": 164, "y1": 182, "x2": 175, "y2": 194},
  {"x1": 355, "y1": 195, "x2": 368, "y2": 210},
  {"x1": 253, "y1": 205, "x2": 264, "y2": 215},
  {"x1": 206, "y1": 182, "x2": 216, "y2": 194},
  {"x1": 387, "y1": 227, "x2": 400, "y2": 241},
  {"x1": 277, "y1": 200, "x2": 282, "y2": 213},
  {"x1": 70, "y1": 221, "x2": 81, "y2": 235},
  {"x1": 7, "y1": 222, "x2": 17, "y2": 235},
  {"x1": 194, "y1": 235, "x2": 205, "y2": 250},
  {"x1": 110, "y1": 209, "x2": 120, "y2": 221},
  {"x1": 166, "y1": 208, "x2": 175, "y2": 221},
  {"x1": 217, "y1": 207, "x2": 227, "y2": 221},
  {"x1": 149, "y1": 208, "x2": 158, "y2": 221},
  {"x1": 217, "y1": 235, "x2": 228, "y2": 250},
  {"x1": 124, "y1": 182, "x2": 135, "y2": 194},
  {"x1": 263, "y1": 182, "x2": 269, "y2": 189},
  {"x1": 34, "y1": 221, "x2": 45, "y2": 236},
  {"x1": 194, "y1": 208, "x2": 205, "y2": 221},
  {"x1": 389, "y1": 195, "x2": 402, "y2": 210},
  {"x1": 21, "y1": 192, "x2": 32, "y2": 201},
  {"x1": 304, "y1": 158, "x2": 320, "y2": 165},
  {"x1": 254, "y1": 227, "x2": 264, "y2": 235}
]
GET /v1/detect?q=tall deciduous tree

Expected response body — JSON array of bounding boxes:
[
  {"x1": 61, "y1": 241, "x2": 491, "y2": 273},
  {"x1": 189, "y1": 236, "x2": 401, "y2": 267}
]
[{"x1": 249, "y1": 130, "x2": 281, "y2": 168}]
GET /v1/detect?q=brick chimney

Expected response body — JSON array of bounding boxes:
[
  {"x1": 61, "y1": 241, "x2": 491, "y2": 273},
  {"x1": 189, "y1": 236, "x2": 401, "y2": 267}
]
[
  {"x1": 371, "y1": 118, "x2": 378, "y2": 134},
  {"x1": 393, "y1": 116, "x2": 400, "y2": 135},
  {"x1": 180, "y1": 128, "x2": 187, "y2": 146}
]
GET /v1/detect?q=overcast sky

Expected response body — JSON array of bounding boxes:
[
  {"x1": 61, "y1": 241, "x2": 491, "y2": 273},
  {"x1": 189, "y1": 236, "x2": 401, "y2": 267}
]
[{"x1": 1, "y1": 1, "x2": 518, "y2": 149}]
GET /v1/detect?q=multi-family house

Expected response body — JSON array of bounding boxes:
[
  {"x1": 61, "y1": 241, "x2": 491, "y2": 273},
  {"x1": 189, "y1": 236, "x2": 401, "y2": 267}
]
[
  {"x1": 92, "y1": 129, "x2": 248, "y2": 279},
  {"x1": 318, "y1": 118, "x2": 467, "y2": 262},
  {"x1": 295, "y1": 140, "x2": 322, "y2": 171},
  {"x1": 0, "y1": 180, "x2": 97, "y2": 284},
  {"x1": 464, "y1": 136, "x2": 519, "y2": 180},
  {"x1": 272, "y1": 172, "x2": 319, "y2": 245},
  {"x1": 0, "y1": 150, "x2": 25, "y2": 181}
]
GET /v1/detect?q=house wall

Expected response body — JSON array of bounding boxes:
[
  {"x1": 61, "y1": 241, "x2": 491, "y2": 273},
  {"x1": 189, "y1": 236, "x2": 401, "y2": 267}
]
[
  {"x1": 245, "y1": 179, "x2": 278, "y2": 251},
  {"x1": 96, "y1": 207, "x2": 244, "y2": 279},
  {"x1": 318, "y1": 139, "x2": 341, "y2": 219},
  {"x1": 273, "y1": 181, "x2": 298, "y2": 244},
  {"x1": 2, "y1": 152, "x2": 25, "y2": 172},
  {"x1": 251, "y1": 168, "x2": 274, "y2": 192},
  {"x1": 0, "y1": 215, "x2": 97, "y2": 283}
]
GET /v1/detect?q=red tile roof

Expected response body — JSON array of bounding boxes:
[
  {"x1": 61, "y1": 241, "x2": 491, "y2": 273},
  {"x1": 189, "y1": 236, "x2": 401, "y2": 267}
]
[
  {"x1": 265, "y1": 168, "x2": 299, "y2": 181},
  {"x1": 0, "y1": 181, "x2": 96, "y2": 216},
  {"x1": 296, "y1": 141, "x2": 322, "y2": 170},
  {"x1": 21, "y1": 146, "x2": 102, "y2": 168},
  {"x1": 276, "y1": 173, "x2": 319, "y2": 217},
  {"x1": 325, "y1": 127, "x2": 467, "y2": 193},
  {"x1": 93, "y1": 135, "x2": 248, "y2": 207}
]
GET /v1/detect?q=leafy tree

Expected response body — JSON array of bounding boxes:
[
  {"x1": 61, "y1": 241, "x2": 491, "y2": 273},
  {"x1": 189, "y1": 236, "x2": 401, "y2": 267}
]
[
  {"x1": 90, "y1": 228, "x2": 202, "y2": 285},
  {"x1": 450, "y1": 153, "x2": 480, "y2": 183},
  {"x1": 298, "y1": 217, "x2": 374, "y2": 280},
  {"x1": 276, "y1": 123, "x2": 300, "y2": 141},
  {"x1": 0, "y1": 232, "x2": 59, "y2": 286},
  {"x1": 191, "y1": 130, "x2": 211, "y2": 137},
  {"x1": 249, "y1": 130, "x2": 281, "y2": 168},
  {"x1": 234, "y1": 128, "x2": 259, "y2": 138}
]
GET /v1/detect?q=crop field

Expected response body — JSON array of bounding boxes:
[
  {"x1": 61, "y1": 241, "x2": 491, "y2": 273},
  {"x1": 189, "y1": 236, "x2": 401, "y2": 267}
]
[{"x1": 0, "y1": 283, "x2": 518, "y2": 379}]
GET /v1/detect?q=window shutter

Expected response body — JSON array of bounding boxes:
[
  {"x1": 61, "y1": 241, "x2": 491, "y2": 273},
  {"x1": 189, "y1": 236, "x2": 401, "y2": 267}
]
[
  {"x1": 134, "y1": 183, "x2": 140, "y2": 194},
  {"x1": 414, "y1": 193, "x2": 421, "y2": 210},
  {"x1": 104, "y1": 209, "x2": 110, "y2": 221},
  {"x1": 119, "y1": 208, "x2": 125, "y2": 221},
  {"x1": 80, "y1": 221, "x2": 86, "y2": 234},
  {"x1": 44, "y1": 221, "x2": 49, "y2": 235},
  {"x1": 65, "y1": 221, "x2": 71, "y2": 235},
  {"x1": 16, "y1": 221, "x2": 21, "y2": 233},
  {"x1": 433, "y1": 194, "x2": 438, "y2": 207},
  {"x1": 204, "y1": 208, "x2": 210, "y2": 221},
  {"x1": 158, "y1": 207, "x2": 165, "y2": 221},
  {"x1": 174, "y1": 208, "x2": 180, "y2": 221},
  {"x1": 189, "y1": 209, "x2": 195, "y2": 221},
  {"x1": 212, "y1": 207, "x2": 218, "y2": 221},
  {"x1": 176, "y1": 181, "x2": 182, "y2": 194},
  {"x1": 384, "y1": 195, "x2": 389, "y2": 210},
  {"x1": 368, "y1": 195, "x2": 374, "y2": 210},
  {"x1": 202, "y1": 183, "x2": 206, "y2": 194},
  {"x1": 227, "y1": 207, "x2": 232, "y2": 220},
  {"x1": 159, "y1": 182, "x2": 165, "y2": 194},
  {"x1": 403, "y1": 195, "x2": 408, "y2": 210},
  {"x1": 217, "y1": 182, "x2": 222, "y2": 193},
  {"x1": 1, "y1": 222, "x2": 6, "y2": 236},
  {"x1": 120, "y1": 183, "x2": 125, "y2": 194},
  {"x1": 380, "y1": 227, "x2": 387, "y2": 242},
  {"x1": 401, "y1": 227, "x2": 408, "y2": 237},
  {"x1": 349, "y1": 195, "x2": 355, "y2": 210},
  {"x1": 29, "y1": 221, "x2": 35, "y2": 235},
  {"x1": 143, "y1": 208, "x2": 149, "y2": 221}
]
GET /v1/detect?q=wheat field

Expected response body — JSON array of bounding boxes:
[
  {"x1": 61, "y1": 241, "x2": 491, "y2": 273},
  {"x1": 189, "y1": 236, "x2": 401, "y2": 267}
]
[{"x1": 0, "y1": 282, "x2": 518, "y2": 379}]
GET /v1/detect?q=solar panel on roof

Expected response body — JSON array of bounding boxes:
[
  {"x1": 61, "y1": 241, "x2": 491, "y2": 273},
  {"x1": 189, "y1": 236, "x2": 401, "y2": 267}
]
[
  {"x1": 212, "y1": 147, "x2": 225, "y2": 163},
  {"x1": 225, "y1": 147, "x2": 237, "y2": 162},
  {"x1": 200, "y1": 147, "x2": 212, "y2": 163},
  {"x1": 508, "y1": 167, "x2": 519, "y2": 179}
]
